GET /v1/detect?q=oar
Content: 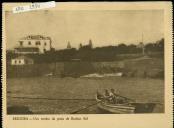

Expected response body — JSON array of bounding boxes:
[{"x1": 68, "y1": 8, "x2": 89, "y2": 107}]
[
  {"x1": 71, "y1": 100, "x2": 102, "y2": 114},
  {"x1": 114, "y1": 94, "x2": 163, "y2": 105},
  {"x1": 114, "y1": 94, "x2": 135, "y2": 102}
]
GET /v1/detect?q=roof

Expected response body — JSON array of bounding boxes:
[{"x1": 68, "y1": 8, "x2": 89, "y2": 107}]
[
  {"x1": 14, "y1": 56, "x2": 33, "y2": 60},
  {"x1": 20, "y1": 35, "x2": 51, "y2": 40},
  {"x1": 15, "y1": 47, "x2": 39, "y2": 52}
]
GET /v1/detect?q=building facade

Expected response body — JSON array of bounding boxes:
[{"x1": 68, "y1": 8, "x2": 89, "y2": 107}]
[
  {"x1": 14, "y1": 35, "x2": 52, "y2": 54},
  {"x1": 11, "y1": 56, "x2": 34, "y2": 65}
]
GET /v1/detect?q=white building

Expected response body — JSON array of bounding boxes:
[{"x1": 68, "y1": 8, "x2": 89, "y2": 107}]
[
  {"x1": 11, "y1": 56, "x2": 34, "y2": 65},
  {"x1": 14, "y1": 35, "x2": 52, "y2": 54}
]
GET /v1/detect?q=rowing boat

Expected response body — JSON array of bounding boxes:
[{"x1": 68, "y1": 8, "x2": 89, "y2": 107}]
[{"x1": 96, "y1": 95, "x2": 136, "y2": 114}]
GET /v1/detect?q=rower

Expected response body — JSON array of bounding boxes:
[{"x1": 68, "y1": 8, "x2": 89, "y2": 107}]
[
  {"x1": 110, "y1": 88, "x2": 128, "y2": 104},
  {"x1": 104, "y1": 89, "x2": 110, "y2": 97},
  {"x1": 104, "y1": 89, "x2": 110, "y2": 102},
  {"x1": 110, "y1": 88, "x2": 117, "y2": 104},
  {"x1": 96, "y1": 90, "x2": 103, "y2": 99}
]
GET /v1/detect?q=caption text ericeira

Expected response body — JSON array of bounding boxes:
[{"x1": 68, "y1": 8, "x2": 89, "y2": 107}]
[{"x1": 13, "y1": 116, "x2": 88, "y2": 121}]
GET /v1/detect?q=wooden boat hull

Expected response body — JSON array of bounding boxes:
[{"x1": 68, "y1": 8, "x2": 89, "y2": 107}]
[
  {"x1": 97, "y1": 102, "x2": 135, "y2": 114},
  {"x1": 96, "y1": 96, "x2": 136, "y2": 114}
]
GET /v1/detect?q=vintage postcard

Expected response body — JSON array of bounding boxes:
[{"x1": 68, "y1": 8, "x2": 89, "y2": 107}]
[{"x1": 2, "y1": 2, "x2": 173, "y2": 128}]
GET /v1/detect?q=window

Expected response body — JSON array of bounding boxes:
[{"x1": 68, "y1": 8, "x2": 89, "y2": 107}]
[
  {"x1": 19, "y1": 41, "x2": 23, "y2": 46},
  {"x1": 28, "y1": 41, "x2": 31, "y2": 45},
  {"x1": 44, "y1": 42, "x2": 47, "y2": 46},
  {"x1": 19, "y1": 60, "x2": 21, "y2": 64},
  {"x1": 14, "y1": 60, "x2": 17, "y2": 64},
  {"x1": 36, "y1": 41, "x2": 40, "y2": 45}
]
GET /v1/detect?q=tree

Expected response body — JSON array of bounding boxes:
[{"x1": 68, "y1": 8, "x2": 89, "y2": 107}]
[
  {"x1": 158, "y1": 38, "x2": 164, "y2": 51},
  {"x1": 79, "y1": 43, "x2": 83, "y2": 49},
  {"x1": 117, "y1": 43, "x2": 127, "y2": 53}
]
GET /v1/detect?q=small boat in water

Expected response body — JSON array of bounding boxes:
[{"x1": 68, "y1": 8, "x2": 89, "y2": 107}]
[{"x1": 96, "y1": 95, "x2": 136, "y2": 114}]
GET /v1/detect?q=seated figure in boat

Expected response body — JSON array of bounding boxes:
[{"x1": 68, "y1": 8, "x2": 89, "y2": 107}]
[
  {"x1": 104, "y1": 89, "x2": 110, "y2": 97},
  {"x1": 97, "y1": 89, "x2": 128, "y2": 104},
  {"x1": 103, "y1": 89, "x2": 111, "y2": 102},
  {"x1": 109, "y1": 89, "x2": 128, "y2": 104},
  {"x1": 109, "y1": 89, "x2": 118, "y2": 104},
  {"x1": 103, "y1": 89, "x2": 116, "y2": 104},
  {"x1": 96, "y1": 90, "x2": 104, "y2": 99}
]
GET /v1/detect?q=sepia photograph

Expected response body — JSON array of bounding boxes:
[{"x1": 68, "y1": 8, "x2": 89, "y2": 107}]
[
  {"x1": 2, "y1": 2, "x2": 173, "y2": 128},
  {"x1": 5, "y1": 7, "x2": 166, "y2": 115}
]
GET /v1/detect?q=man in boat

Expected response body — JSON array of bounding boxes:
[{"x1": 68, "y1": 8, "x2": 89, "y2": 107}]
[
  {"x1": 103, "y1": 89, "x2": 111, "y2": 102},
  {"x1": 110, "y1": 88, "x2": 128, "y2": 104},
  {"x1": 96, "y1": 90, "x2": 104, "y2": 99},
  {"x1": 104, "y1": 89, "x2": 110, "y2": 97},
  {"x1": 109, "y1": 89, "x2": 118, "y2": 104}
]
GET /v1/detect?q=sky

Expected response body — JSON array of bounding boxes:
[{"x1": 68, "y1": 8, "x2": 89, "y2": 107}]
[{"x1": 5, "y1": 10, "x2": 164, "y2": 50}]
